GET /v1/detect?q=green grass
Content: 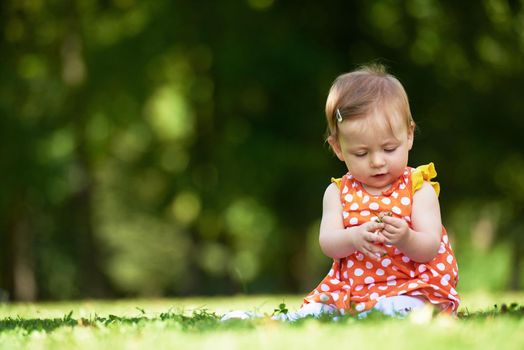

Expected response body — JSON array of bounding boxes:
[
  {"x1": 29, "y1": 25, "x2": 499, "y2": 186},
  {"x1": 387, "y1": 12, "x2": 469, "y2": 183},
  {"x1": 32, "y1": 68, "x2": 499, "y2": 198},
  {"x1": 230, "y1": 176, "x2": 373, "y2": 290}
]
[{"x1": 0, "y1": 292, "x2": 523, "y2": 349}]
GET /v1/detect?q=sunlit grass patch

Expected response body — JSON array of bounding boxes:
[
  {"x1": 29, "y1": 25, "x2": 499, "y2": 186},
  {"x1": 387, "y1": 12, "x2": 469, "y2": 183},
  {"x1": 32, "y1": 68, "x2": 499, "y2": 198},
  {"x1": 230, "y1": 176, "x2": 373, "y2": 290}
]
[{"x1": 0, "y1": 293, "x2": 523, "y2": 349}]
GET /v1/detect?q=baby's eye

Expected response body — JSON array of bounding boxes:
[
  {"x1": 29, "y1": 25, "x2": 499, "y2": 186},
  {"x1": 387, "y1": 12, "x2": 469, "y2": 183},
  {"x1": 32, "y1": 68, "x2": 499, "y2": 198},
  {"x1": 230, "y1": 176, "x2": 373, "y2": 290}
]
[
  {"x1": 384, "y1": 147, "x2": 397, "y2": 153},
  {"x1": 354, "y1": 152, "x2": 367, "y2": 157}
]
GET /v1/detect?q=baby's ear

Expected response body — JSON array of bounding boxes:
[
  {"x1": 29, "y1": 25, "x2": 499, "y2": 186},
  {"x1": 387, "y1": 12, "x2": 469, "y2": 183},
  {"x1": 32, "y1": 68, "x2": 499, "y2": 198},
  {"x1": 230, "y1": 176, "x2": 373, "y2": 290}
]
[
  {"x1": 407, "y1": 123, "x2": 415, "y2": 150},
  {"x1": 327, "y1": 135, "x2": 345, "y2": 161}
]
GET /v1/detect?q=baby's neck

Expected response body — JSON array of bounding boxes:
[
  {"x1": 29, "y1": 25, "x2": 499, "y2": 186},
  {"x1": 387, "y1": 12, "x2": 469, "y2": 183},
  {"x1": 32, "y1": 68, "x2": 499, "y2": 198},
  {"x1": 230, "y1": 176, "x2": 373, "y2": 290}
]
[{"x1": 361, "y1": 183, "x2": 392, "y2": 196}]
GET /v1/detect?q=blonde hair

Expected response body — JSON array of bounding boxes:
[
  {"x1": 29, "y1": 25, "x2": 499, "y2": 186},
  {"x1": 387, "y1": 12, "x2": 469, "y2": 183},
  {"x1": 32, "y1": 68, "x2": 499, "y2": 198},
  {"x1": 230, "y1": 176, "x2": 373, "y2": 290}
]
[{"x1": 325, "y1": 64, "x2": 415, "y2": 141}]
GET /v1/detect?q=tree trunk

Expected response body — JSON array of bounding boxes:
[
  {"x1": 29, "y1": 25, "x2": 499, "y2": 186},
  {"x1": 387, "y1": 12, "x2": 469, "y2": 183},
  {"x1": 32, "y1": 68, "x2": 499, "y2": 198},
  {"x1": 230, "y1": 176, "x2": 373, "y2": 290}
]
[{"x1": 3, "y1": 199, "x2": 37, "y2": 301}]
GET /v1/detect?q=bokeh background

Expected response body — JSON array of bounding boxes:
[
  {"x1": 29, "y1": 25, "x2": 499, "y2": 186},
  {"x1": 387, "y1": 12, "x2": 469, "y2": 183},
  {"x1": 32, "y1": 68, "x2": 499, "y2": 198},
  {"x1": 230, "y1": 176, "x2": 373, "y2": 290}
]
[{"x1": 1, "y1": 0, "x2": 523, "y2": 301}]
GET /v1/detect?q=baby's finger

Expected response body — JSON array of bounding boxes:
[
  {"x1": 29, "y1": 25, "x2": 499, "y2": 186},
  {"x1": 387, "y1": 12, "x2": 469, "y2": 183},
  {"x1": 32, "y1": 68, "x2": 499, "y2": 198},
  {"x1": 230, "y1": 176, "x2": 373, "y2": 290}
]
[
  {"x1": 362, "y1": 247, "x2": 381, "y2": 261},
  {"x1": 381, "y1": 216, "x2": 402, "y2": 227},
  {"x1": 363, "y1": 245, "x2": 386, "y2": 261},
  {"x1": 379, "y1": 231, "x2": 394, "y2": 243},
  {"x1": 366, "y1": 221, "x2": 384, "y2": 232},
  {"x1": 365, "y1": 232, "x2": 381, "y2": 243}
]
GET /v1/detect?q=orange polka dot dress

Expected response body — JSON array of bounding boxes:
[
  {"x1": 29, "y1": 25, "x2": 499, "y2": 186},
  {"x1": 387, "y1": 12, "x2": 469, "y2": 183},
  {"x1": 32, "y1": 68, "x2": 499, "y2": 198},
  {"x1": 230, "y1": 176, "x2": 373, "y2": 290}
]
[{"x1": 304, "y1": 163, "x2": 460, "y2": 315}]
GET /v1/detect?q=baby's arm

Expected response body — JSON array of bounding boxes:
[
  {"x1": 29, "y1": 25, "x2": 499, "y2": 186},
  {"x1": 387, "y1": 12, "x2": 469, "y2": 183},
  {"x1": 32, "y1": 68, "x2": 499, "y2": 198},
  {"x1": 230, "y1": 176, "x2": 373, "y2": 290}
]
[
  {"x1": 319, "y1": 183, "x2": 386, "y2": 261},
  {"x1": 380, "y1": 181, "x2": 441, "y2": 262}
]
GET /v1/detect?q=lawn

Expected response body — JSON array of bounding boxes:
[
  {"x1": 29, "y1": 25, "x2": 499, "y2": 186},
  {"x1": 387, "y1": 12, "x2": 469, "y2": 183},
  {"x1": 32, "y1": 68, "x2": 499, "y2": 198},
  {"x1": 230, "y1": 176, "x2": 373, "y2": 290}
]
[{"x1": 0, "y1": 291, "x2": 523, "y2": 349}]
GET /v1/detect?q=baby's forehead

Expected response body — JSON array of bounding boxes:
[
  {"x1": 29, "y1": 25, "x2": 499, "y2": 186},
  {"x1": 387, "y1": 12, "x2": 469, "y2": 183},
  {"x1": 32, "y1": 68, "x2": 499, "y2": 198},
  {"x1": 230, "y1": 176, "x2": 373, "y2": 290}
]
[{"x1": 339, "y1": 110, "x2": 407, "y2": 140}]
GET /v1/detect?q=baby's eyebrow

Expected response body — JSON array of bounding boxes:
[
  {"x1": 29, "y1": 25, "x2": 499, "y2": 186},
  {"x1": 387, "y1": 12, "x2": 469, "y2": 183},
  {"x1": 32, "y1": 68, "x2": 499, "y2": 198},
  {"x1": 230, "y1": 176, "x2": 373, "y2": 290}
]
[{"x1": 381, "y1": 139, "x2": 400, "y2": 147}]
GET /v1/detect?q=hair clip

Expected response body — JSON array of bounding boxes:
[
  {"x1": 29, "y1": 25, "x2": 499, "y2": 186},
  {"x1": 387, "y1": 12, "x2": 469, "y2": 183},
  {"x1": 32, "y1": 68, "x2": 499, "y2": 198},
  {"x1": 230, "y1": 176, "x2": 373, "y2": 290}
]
[{"x1": 336, "y1": 108, "x2": 343, "y2": 123}]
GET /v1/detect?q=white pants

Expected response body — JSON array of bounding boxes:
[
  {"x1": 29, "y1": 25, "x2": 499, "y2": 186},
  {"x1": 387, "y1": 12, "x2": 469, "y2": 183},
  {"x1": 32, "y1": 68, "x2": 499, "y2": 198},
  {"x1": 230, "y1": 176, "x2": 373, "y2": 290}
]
[
  {"x1": 222, "y1": 295, "x2": 425, "y2": 321},
  {"x1": 278, "y1": 295, "x2": 425, "y2": 321}
]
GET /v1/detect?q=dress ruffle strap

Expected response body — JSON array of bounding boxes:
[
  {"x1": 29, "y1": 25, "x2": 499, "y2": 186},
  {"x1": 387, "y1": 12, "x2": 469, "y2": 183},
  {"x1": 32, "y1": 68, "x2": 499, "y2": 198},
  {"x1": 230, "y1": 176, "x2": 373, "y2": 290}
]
[
  {"x1": 411, "y1": 162, "x2": 440, "y2": 196},
  {"x1": 331, "y1": 177, "x2": 342, "y2": 188}
]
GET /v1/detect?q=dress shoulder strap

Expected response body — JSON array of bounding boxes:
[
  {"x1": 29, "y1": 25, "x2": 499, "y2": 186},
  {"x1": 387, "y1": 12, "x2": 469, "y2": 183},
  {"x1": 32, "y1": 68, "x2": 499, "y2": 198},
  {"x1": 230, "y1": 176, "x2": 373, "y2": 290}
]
[{"x1": 411, "y1": 162, "x2": 440, "y2": 196}]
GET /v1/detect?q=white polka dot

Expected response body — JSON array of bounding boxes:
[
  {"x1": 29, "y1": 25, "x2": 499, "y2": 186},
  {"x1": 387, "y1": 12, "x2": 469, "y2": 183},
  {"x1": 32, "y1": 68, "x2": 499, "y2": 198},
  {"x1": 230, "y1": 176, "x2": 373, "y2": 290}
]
[
  {"x1": 349, "y1": 278, "x2": 354, "y2": 285},
  {"x1": 378, "y1": 285, "x2": 388, "y2": 291},
  {"x1": 364, "y1": 276, "x2": 375, "y2": 284},
  {"x1": 410, "y1": 270, "x2": 415, "y2": 277},
  {"x1": 354, "y1": 268, "x2": 364, "y2": 276},
  {"x1": 369, "y1": 202, "x2": 379, "y2": 210},
  {"x1": 402, "y1": 256, "x2": 411, "y2": 263},
  {"x1": 343, "y1": 285, "x2": 350, "y2": 291},
  {"x1": 343, "y1": 295, "x2": 348, "y2": 302},
  {"x1": 399, "y1": 183, "x2": 406, "y2": 190},
  {"x1": 418, "y1": 265, "x2": 427, "y2": 273},
  {"x1": 394, "y1": 248, "x2": 402, "y2": 255},
  {"x1": 391, "y1": 191, "x2": 399, "y2": 198},
  {"x1": 447, "y1": 254, "x2": 453, "y2": 264},
  {"x1": 343, "y1": 211, "x2": 349, "y2": 219},
  {"x1": 360, "y1": 210, "x2": 370, "y2": 216},
  {"x1": 387, "y1": 275, "x2": 396, "y2": 281},
  {"x1": 330, "y1": 279, "x2": 340, "y2": 285},
  {"x1": 362, "y1": 195, "x2": 370, "y2": 203},
  {"x1": 345, "y1": 194, "x2": 353, "y2": 202},
  {"x1": 321, "y1": 284, "x2": 330, "y2": 291},
  {"x1": 401, "y1": 197, "x2": 411, "y2": 205},
  {"x1": 365, "y1": 262, "x2": 373, "y2": 269},
  {"x1": 437, "y1": 263, "x2": 446, "y2": 271},
  {"x1": 343, "y1": 271, "x2": 348, "y2": 279},
  {"x1": 355, "y1": 303, "x2": 365, "y2": 312},
  {"x1": 356, "y1": 190, "x2": 363, "y2": 197},
  {"x1": 421, "y1": 273, "x2": 429, "y2": 282},
  {"x1": 355, "y1": 285, "x2": 364, "y2": 291},
  {"x1": 370, "y1": 292, "x2": 380, "y2": 300},
  {"x1": 356, "y1": 253, "x2": 364, "y2": 261},
  {"x1": 392, "y1": 206, "x2": 401, "y2": 214},
  {"x1": 332, "y1": 293, "x2": 339, "y2": 301},
  {"x1": 339, "y1": 308, "x2": 345, "y2": 315},
  {"x1": 450, "y1": 287, "x2": 458, "y2": 295},
  {"x1": 342, "y1": 186, "x2": 349, "y2": 194},
  {"x1": 347, "y1": 260, "x2": 354, "y2": 268},
  {"x1": 408, "y1": 283, "x2": 419, "y2": 289},
  {"x1": 439, "y1": 244, "x2": 446, "y2": 254},
  {"x1": 381, "y1": 259, "x2": 392, "y2": 267},
  {"x1": 443, "y1": 235, "x2": 449, "y2": 244},
  {"x1": 381, "y1": 197, "x2": 391, "y2": 205},
  {"x1": 336, "y1": 271, "x2": 340, "y2": 279},
  {"x1": 387, "y1": 279, "x2": 397, "y2": 286},
  {"x1": 350, "y1": 203, "x2": 359, "y2": 210},
  {"x1": 328, "y1": 269, "x2": 334, "y2": 277},
  {"x1": 320, "y1": 294, "x2": 330, "y2": 302},
  {"x1": 367, "y1": 283, "x2": 375, "y2": 289},
  {"x1": 349, "y1": 217, "x2": 358, "y2": 225},
  {"x1": 440, "y1": 274, "x2": 450, "y2": 286},
  {"x1": 376, "y1": 268, "x2": 385, "y2": 276}
]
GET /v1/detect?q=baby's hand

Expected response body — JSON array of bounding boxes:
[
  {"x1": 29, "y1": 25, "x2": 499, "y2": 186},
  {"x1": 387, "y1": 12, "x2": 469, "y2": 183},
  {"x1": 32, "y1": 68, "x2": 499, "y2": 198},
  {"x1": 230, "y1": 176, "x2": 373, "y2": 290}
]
[
  {"x1": 379, "y1": 216, "x2": 411, "y2": 246},
  {"x1": 349, "y1": 221, "x2": 387, "y2": 261}
]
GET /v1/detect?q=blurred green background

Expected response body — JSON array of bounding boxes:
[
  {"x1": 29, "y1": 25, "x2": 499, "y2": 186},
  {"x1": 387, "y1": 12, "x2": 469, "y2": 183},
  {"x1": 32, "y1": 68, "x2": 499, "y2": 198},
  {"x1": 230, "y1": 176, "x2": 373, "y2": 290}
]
[{"x1": 1, "y1": 0, "x2": 523, "y2": 301}]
